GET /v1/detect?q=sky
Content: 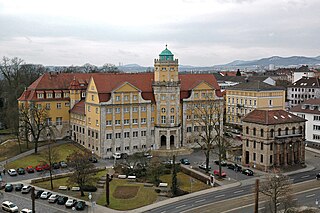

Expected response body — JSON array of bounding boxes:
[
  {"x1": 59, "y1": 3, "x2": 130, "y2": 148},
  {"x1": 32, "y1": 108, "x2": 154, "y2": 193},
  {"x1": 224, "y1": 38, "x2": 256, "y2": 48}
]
[{"x1": 0, "y1": 0, "x2": 319, "y2": 67}]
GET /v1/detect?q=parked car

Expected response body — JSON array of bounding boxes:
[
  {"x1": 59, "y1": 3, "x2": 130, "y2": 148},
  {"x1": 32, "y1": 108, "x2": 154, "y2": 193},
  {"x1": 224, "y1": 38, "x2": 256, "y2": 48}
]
[
  {"x1": 8, "y1": 169, "x2": 17, "y2": 176},
  {"x1": 40, "y1": 191, "x2": 52, "y2": 199},
  {"x1": 75, "y1": 201, "x2": 86, "y2": 210},
  {"x1": 213, "y1": 170, "x2": 227, "y2": 177},
  {"x1": 214, "y1": 160, "x2": 227, "y2": 167},
  {"x1": 34, "y1": 190, "x2": 44, "y2": 199},
  {"x1": 199, "y1": 163, "x2": 211, "y2": 170},
  {"x1": 224, "y1": 132, "x2": 233, "y2": 138},
  {"x1": 20, "y1": 209, "x2": 32, "y2": 213},
  {"x1": 21, "y1": 185, "x2": 32, "y2": 194},
  {"x1": 1, "y1": 201, "x2": 18, "y2": 212},
  {"x1": 180, "y1": 158, "x2": 190, "y2": 165},
  {"x1": 14, "y1": 183, "x2": 24, "y2": 191},
  {"x1": 242, "y1": 169, "x2": 254, "y2": 176},
  {"x1": 88, "y1": 156, "x2": 98, "y2": 163},
  {"x1": 35, "y1": 165, "x2": 43, "y2": 172},
  {"x1": 65, "y1": 199, "x2": 77, "y2": 208},
  {"x1": 48, "y1": 194, "x2": 59, "y2": 203},
  {"x1": 59, "y1": 161, "x2": 68, "y2": 168},
  {"x1": 52, "y1": 162, "x2": 60, "y2": 169},
  {"x1": 316, "y1": 173, "x2": 320, "y2": 180},
  {"x1": 41, "y1": 164, "x2": 50, "y2": 170},
  {"x1": 112, "y1": 152, "x2": 128, "y2": 159},
  {"x1": 143, "y1": 152, "x2": 153, "y2": 159},
  {"x1": 231, "y1": 129, "x2": 241, "y2": 134},
  {"x1": 25, "y1": 166, "x2": 34, "y2": 173},
  {"x1": 227, "y1": 163, "x2": 242, "y2": 172},
  {"x1": 16, "y1": 168, "x2": 25, "y2": 175},
  {"x1": 4, "y1": 184, "x2": 14, "y2": 192},
  {"x1": 57, "y1": 196, "x2": 68, "y2": 205}
]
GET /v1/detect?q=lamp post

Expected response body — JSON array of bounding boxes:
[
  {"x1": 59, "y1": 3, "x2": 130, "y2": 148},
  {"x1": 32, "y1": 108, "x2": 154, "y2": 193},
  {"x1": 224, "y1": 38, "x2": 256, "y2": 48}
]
[{"x1": 88, "y1": 193, "x2": 94, "y2": 213}]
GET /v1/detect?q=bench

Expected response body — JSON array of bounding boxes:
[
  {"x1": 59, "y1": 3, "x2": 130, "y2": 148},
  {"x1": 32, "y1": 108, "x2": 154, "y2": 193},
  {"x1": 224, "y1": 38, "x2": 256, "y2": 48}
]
[
  {"x1": 127, "y1": 176, "x2": 136, "y2": 179},
  {"x1": 118, "y1": 175, "x2": 127, "y2": 179},
  {"x1": 58, "y1": 186, "x2": 68, "y2": 190},
  {"x1": 158, "y1": 183, "x2": 168, "y2": 187},
  {"x1": 71, "y1": 186, "x2": 80, "y2": 191}
]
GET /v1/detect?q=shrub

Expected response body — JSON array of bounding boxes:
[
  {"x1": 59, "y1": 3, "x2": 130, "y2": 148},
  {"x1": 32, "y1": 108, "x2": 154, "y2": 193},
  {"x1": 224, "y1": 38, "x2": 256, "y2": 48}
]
[{"x1": 81, "y1": 185, "x2": 97, "y2": 192}]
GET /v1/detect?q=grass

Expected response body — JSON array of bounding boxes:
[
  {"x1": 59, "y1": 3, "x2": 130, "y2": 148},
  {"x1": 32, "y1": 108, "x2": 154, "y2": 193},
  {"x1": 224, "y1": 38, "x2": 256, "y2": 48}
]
[
  {"x1": 97, "y1": 179, "x2": 158, "y2": 210},
  {"x1": 5, "y1": 143, "x2": 84, "y2": 169},
  {"x1": 113, "y1": 186, "x2": 139, "y2": 199},
  {"x1": 160, "y1": 172, "x2": 210, "y2": 193}
]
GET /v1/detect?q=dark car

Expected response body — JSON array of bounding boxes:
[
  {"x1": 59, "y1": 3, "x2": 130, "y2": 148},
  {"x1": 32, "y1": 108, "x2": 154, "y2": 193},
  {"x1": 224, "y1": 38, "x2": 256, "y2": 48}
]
[
  {"x1": 227, "y1": 163, "x2": 242, "y2": 172},
  {"x1": 4, "y1": 184, "x2": 14, "y2": 192},
  {"x1": 14, "y1": 183, "x2": 24, "y2": 191},
  {"x1": 52, "y1": 162, "x2": 60, "y2": 169},
  {"x1": 17, "y1": 168, "x2": 26, "y2": 175},
  {"x1": 214, "y1": 160, "x2": 227, "y2": 167},
  {"x1": 75, "y1": 201, "x2": 86, "y2": 210},
  {"x1": 180, "y1": 158, "x2": 190, "y2": 165},
  {"x1": 59, "y1": 161, "x2": 68, "y2": 168},
  {"x1": 26, "y1": 166, "x2": 35, "y2": 173},
  {"x1": 34, "y1": 190, "x2": 44, "y2": 199},
  {"x1": 316, "y1": 173, "x2": 320, "y2": 180},
  {"x1": 88, "y1": 156, "x2": 98, "y2": 163},
  {"x1": 242, "y1": 169, "x2": 254, "y2": 176},
  {"x1": 57, "y1": 196, "x2": 68, "y2": 205}
]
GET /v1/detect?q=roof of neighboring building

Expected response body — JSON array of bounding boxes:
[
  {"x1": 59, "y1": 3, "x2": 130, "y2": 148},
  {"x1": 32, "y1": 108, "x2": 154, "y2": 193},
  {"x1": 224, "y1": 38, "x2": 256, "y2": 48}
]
[
  {"x1": 290, "y1": 99, "x2": 320, "y2": 115},
  {"x1": 295, "y1": 65, "x2": 312, "y2": 73},
  {"x1": 227, "y1": 80, "x2": 284, "y2": 91},
  {"x1": 289, "y1": 77, "x2": 320, "y2": 88},
  {"x1": 70, "y1": 100, "x2": 85, "y2": 115},
  {"x1": 242, "y1": 109, "x2": 306, "y2": 125}
]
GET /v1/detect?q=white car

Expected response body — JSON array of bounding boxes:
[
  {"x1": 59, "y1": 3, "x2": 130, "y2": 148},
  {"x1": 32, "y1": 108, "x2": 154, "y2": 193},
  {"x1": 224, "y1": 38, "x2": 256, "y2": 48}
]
[
  {"x1": 20, "y1": 209, "x2": 32, "y2": 213},
  {"x1": 48, "y1": 194, "x2": 59, "y2": 203},
  {"x1": 40, "y1": 191, "x2": 52, "y2": 199},
  {"x1": 65, "y1": 199, "x2": 77, "y2": 208},
  {"x1": 21, "y1": 185, "x2": 32, "y2": 194},
  {"x1": 112, "y1": 152, "x2": 122, "y2": 159},
  {"x1": 8, "y1": 169, "x2": 18, "y2": 176},
  {"x1": 2, "y1": 201, "x2": 19, "y2": 212}
]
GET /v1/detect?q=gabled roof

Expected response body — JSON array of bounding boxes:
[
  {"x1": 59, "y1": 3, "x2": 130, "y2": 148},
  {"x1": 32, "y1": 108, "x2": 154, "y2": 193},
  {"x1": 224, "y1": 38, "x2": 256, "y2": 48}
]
[
  {"x1": 227, "y1": 81, "x2": 284, "y2": 91},
  {"x1": 290, "y1": 99, "x2": 320, "y2": 115},
  {"x1": 242, "y1": 109, "x2": 306, "y2": 125},
  {"x1": 289, "y1": 77, "x2": 320, "y2": 88},
  {"x1": 70, "y1": 100, "x2": 85, "y2": 115}
]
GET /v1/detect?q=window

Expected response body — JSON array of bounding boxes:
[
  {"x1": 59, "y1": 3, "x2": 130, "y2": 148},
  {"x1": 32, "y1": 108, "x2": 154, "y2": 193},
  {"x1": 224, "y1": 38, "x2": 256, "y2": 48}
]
[
  {"x1": 249, "y1": 100, "x2": 252, "y2": 105},
  {"x1": 270, "y1": 129, "x2": 274, "y2": 137},
  {"x1": 96, "y1": 120, "x2": 99, "y2": 126},
  {"x1": 142, "y1": 144, "x2": 146, "y2": 149},
  {"x1": 246, "y1": 126, "x2": 249, "y2": 134},
  {"x1": 141, "y1": 106, "x2": 146, "y2": 112},
  {"x1": 270, "y1": 155, "x2": 273, "y2": 164},
  {"x1": 37, "y1": 93, "x2": 44, "y2": 99},
  {"x1": 91, "y1": 95, "x2": 94, "y2": 101},
  {"x1": 133, "y1": 95, "x2": 138, "y2": 101},
  {"x1": 194, "y1": 93, "x2": 199, "y2": 98},
  {"x1": 106, "y1": 148, "x2": 112, "y2": 152},
  {"x1": 64, "y1": 92, "x2": 69, "y2": 98},
  {"x1": 270, "y1": 143, "x2": 273, "y2": 151},
  {"x1": 96, "y1": 132, "x2": 98, "y2": 139},
  {"x1": 65, "y1": 102, "x2": 70, "y2": 107},
  {"x1": 124, "y1": 95, "x2": 129, "y2": 101},
  {"x1": 132, "y1": 119, "x2": 138, "y2": 124},
  {"x1": 115, "y1": 108, "x2": 120, "y2": 113},
  {"x1": 278, "y1": 128, "x2": 281, "y2": 136},
  {"x1": 133, "y1": 131, "x2": 138, "y2": 137},
  {"x1": 124, "y1": 107, "x2": 129, "y2": 113},
  {"x1": 161, "y1": 116, "x2": 166, "y2": 124},
  {"x1": 254, "y1": 100, "x2": 257, "y2": 106},
  {"x1": 253, "y1": 141, "x2": 256, "y2": 149},
  {"x1": 141, "y1": 118, "x2": 146, "y2": 124},
  {"x1": 260, "y1": 129, "x2": 264, "y2": 137},
  {"x1": 171, "y1": 95, "x2": 175, "y2": 100},
  {"x1": 246, "y1": 139, "x2": 249, "y2": 147},
  {"x1": 36, "y1": 104, "x2": 42, "y2": 109},
  {"x1": 57, "y1": 103, "x2": 62, "y2": 109},
  {"x1": 313, "y1": 125, "x2": 320, "y2": 131},
  {"x1": 161, "y1": 108, "x2": 166, "y2": 113},
  {"x1": 106, "y1": 134, "x2": 112, "y2": 139},
  {"x1": 269, "y1": 99, "x2": 273, "y2": 106},
  {"x1": 88, "y1": 106, "x2": 91, "y2": 112},
  {"x1": 81, "y1": 92, "x2": 86, "y2": 98},
  {"x1": 187, "y1": 127, "x2": 192, "y2": 132},
  {"x1": 133, "y1": 107, "x2": 138, "y2": 112},
  {"x1": 106, "y1": 120, "x2": 112, "y2": 126},
  {"x1": 170, "y1": 108, "x2": 174, "y2": 113},
  {"x1": 253, "y1": 128, "x2": 256, "y2": 136},
  {"x1": 313, "y1": 134, "x2": 320, "y2": 140},
  {"x1": 88, "y1": 130, "x2": 90, "y2": 136},
  {"x1": 116, "y1": 147, "x2": 121, "y2": 151},
  {"x1": 115, "y1": 133, "x2": 121, "y2": 139},
  {"x1": 151, "y1": 117, "x2": 154, "y2": 123},
  {"x1": 170, "y1": 116, "x2": 174, "y2": 124},
  {"x1": 261, "y1": 143, "x2": 264, "y2": 150},
  {"x1": 107, "y1": 108, "x2": 112, "y2": 114},
  {"x1": 115, "y1": 120, "x2": 120, "y2": 125},
  {"x1": 133, "y1": 145, "x2": 138, "y2": 150},
  {"x1": 285, "y1": 127, "x2": 289, "y2": 135},
  {"x1": 56, "y1": 117, "x2": 62, "y2": 125},
  {"x1": 55, "y1": 92, "x2": 61, "y2": 98},
  {"x1": 260, "y1": 154, "x2": 263, "y2": 163},
  {"x1": 253, "y1": 153, "x2": 256, "y2": 161},
  {"x1": 314, "y1": 116, "x2": 320, "y2": 121},
  {"x1": 299, "y1": 126, "x2": 303, "y2": 134},
  {"x1": 124, "y1": 132, "x2": 130, "y2": 138},
  {"x1": 124, "y1": 119, "x2": 129, "y2": 125},
  {"x1": 96, "y1": 108, "x2": 99, "y2": 114},
  {"x1": 141, "y1": 131, "x2": 146, "y2": 136},
  {"x1": 187, "y1": 115, "x2": 191, "y2": 120},
  {"x1": 115, "y1": 96, "x2": 120, "y2": 101},
  {"x1": 46, "y1": 118, "x2": 52, "y2": 126},
  {"x1": 47, "y1": 93, "x2": 53, "y2": 99}
]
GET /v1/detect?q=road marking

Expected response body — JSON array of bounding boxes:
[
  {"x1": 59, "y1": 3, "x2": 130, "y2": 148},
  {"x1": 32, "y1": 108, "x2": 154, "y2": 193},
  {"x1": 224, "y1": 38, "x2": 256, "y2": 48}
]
[
  {"x1": 195, "y1": 199, "x2": 206, "y2": 203},
  {"x1": 306, "y1": 194, "x2": 315, "y2": 198},
  {"x1": 215, "y1": 194, "x2": 225, "y2": 198},
  {"x1": 301, "y1": 175, "x2": 310, "y2": 179},
  {"x1": 234, "y1": 190, "x2": 244, "y2": 194},
  {"x1": 176, "y1": 205, "x2": 186, "y2": 209}
]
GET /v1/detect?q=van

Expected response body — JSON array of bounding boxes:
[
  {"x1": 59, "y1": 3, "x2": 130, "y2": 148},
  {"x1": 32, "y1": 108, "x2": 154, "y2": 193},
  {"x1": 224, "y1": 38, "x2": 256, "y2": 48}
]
[{"x1": 112, "y1": 153, "x2": 121, "y2": 159}]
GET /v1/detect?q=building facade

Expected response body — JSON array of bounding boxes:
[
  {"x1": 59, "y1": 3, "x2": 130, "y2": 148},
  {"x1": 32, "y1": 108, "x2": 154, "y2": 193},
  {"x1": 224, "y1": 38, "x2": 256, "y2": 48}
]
[
  {"x1": 18, "y1": 47, "x2": 223, "y2": 158},
  {"x1": 242, "y1": 110, "x2": 306, "y2": 171},
  {"x1": 290, "y1": 99, "x2": 320, "y2": 144},
  {"x1": 225, "y1": 81, "x2": 285, "y2": 126}
]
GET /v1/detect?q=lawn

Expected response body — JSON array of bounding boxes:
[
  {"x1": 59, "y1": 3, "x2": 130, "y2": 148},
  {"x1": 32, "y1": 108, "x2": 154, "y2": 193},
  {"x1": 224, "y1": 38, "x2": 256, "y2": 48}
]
[
  {"x1": 160, "y1": 172, "x2": 210, "y2": 193},
  {"x1": 97, "y1": 179, "x2": 158, "y2": 210},
  {"x1": 5, "y1": 143, "x2": 84, "y2": 169}
]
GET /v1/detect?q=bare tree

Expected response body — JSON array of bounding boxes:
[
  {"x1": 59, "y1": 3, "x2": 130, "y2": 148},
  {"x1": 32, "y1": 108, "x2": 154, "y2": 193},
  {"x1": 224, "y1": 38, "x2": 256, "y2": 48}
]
[
  {"x1": 19, "y1": 103, "x2": 49, "y2": 154},
  {"x1": 187, "y1": 97, "x2": 227, "y2": 175},
  {"x1": 260, "y1": 173, "x2": 295, "y2": 213},
  {"x1": 66, "y1": 151, "x2": 97, "y2": 196},
  {"x1": 147, "y1": 157, "x2": 165, "y2": 185}
]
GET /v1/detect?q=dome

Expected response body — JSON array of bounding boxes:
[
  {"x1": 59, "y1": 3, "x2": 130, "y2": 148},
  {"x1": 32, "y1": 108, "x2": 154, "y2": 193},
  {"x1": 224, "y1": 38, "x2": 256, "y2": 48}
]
[{"x1": 159, "y1": 45, "x2": 174, "y2": 61}]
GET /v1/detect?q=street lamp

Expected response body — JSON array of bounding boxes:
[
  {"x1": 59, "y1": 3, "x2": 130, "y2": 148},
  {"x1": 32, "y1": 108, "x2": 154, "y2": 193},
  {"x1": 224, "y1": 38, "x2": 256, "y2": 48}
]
[{"x1": 88, "y1": 193, "x2": 94, "y2": 213}]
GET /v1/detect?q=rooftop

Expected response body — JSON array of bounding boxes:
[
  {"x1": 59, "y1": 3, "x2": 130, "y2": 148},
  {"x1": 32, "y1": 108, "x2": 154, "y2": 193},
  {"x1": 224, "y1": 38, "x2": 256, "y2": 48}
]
[{"x1": 290, "y1": 99, "x2": 320, "y2": 115}]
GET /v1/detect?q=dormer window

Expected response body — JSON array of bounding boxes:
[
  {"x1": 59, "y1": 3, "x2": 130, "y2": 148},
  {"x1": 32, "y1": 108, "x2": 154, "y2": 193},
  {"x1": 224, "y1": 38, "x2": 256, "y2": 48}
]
[
  {"x1": 37, "y1": 92, "x2": 44, "y2": 99},
  {"x1": 55, "y1": 92, "x2": 61, "y2": 98},
  {"x1": 47, "y1": 93, "x2": 53, "y2": 99}
]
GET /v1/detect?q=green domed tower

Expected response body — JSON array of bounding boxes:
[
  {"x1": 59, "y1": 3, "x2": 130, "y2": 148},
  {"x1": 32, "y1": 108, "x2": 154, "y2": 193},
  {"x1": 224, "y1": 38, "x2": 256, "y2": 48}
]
[{"x1": 154, "y1": 45, "x2": 179, "y2": 82}]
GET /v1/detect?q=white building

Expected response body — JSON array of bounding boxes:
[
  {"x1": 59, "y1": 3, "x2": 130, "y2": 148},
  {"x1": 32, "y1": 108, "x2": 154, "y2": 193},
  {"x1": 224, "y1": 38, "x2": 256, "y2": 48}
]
[
  {"x1": 293, "y1": 65, "x2": 315, "y2": 83},
  {"x1": 290, "y1": 99, "x2": 320, "y2": 144}
]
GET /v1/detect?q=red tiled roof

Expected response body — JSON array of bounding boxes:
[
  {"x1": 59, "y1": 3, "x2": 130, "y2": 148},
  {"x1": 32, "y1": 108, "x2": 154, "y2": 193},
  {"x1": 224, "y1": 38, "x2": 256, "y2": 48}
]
[
  {"x1": 290, "y1": 99, "x2": 320, "y2": 115},
  {"x1": 70, "y1": 100, "x2": 85, "y2": 115},
  {"x1": 242, "y1": 109, "x2": 306, "y2": 125}
]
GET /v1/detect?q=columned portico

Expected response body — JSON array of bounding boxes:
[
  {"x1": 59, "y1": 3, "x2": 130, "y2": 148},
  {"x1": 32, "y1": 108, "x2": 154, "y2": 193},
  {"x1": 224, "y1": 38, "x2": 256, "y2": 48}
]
[{"x1": 155, "y1": 127, "x2": 181, "y2": 150}]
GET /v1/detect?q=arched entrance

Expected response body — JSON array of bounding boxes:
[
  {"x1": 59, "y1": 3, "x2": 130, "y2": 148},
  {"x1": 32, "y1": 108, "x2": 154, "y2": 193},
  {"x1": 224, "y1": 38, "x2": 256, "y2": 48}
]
[
  {"x1": 170, "y1": 135, "x2": 174, "y2": 147},
  {"x1": 161, "y1": 135, "x2": 166, "y2": 147}
]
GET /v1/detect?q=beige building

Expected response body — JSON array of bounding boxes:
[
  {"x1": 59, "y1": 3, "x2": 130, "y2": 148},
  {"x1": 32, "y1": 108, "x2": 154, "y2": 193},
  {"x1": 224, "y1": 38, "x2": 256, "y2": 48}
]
[
  {"x1": 242, "y1": 109, "x2": 306, "y2": 171},
  {"x1": 226, "y1": 81, "x2": 285, "y2": 126}
]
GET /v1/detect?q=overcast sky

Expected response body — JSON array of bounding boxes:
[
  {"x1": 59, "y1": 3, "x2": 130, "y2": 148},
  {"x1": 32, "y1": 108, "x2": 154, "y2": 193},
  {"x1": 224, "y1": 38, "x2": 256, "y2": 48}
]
[{"x1": 0, "y1": 0, "x2": 319, "y2": 67}]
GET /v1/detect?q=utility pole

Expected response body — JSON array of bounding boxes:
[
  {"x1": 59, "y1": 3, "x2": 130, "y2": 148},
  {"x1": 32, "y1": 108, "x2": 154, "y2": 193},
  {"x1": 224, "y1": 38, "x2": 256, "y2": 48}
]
[
  {"x1": 254, "y1": 179, "x2": 259, "y2": 213},
  {"x1": 31, "y1": 186, "x2": 35, "y2": 213},
  {"x1": 106, "y1": 173, "x2": 110, "y2": 206}
]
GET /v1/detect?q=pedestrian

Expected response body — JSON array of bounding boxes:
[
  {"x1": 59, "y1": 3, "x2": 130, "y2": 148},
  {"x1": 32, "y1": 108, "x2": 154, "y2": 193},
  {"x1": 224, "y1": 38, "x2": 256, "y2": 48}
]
[{"x1": 3, "y1": 169, "x2": 5, "y2": 175}]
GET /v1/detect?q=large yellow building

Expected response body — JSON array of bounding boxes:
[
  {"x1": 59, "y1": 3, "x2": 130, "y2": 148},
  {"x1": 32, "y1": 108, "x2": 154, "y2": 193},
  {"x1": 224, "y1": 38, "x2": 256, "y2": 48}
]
[
  {"x1": 225, "y1": 81, "x2": 285, "y2": 126},
  {"x1": 18, "y1": 47, "x2": 223, "y2": 158}
]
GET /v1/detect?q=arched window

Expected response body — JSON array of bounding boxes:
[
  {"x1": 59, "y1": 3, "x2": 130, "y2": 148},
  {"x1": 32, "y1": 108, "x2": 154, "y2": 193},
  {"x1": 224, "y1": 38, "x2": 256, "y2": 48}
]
[
  {"x1": 246, "y1": 126, "x2": 249, "y2": 134},
  {"x1": 299, "y1": 126, "x2": 303, "y2": 134},
  {"x1": 260, "y1": 129, "x2": 264, "y2": 137},
  {"x1": 278, "y1": 128, "x2": 281, "y2": 136},
  {"x1": 253, "y1": 128, "x2": 256, "y2": 136},
  {"x1": 292, "y1": 127, "x2": 296, "y2": 134},
  {"x1": 285, "y1": 127, "x2": 289, "y2": 135},
  {"x1": 270, "y1": 129, "x2": 274, "y2": 137}
]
